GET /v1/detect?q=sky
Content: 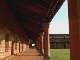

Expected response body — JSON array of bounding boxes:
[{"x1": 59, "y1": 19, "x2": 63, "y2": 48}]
[{"x1": 49, "y1": 0, "x2": 69, "y2": 34}]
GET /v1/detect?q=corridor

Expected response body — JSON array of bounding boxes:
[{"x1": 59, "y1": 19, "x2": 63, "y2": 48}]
[{"x1": 4, "y1": 49, "x2": 43, "y2": 60}]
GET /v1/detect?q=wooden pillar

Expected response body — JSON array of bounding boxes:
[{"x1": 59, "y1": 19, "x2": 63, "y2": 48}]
[
  {"x1": 38, "y1": 37, "x2": 40, "y2": 53},
  {"x1": 36, "y1": 39, "x2": 39, "y2": 51},
  {"x1": 43, "y1": 35, "x2": 44, "y2": 54},
  {"x1": 68, "y1": 0, "x2": 80, "y2": 60},
  {"x1": 40, "y1": 32, "x2": 43, "y2": 55},
  {"x1": 26, "y1": 40, "x2": 29, "y2": 49},
  {"x1": 35, "y1": 39, "x2": 38, "y2": 50},
  {"x1": 43, "y1": 23, "x2": 50, "y2": 60}
]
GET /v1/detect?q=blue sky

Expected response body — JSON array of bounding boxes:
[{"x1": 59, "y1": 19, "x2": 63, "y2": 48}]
[{"x1": 50, "y1": 0, "x2": 69, "y2": 34}]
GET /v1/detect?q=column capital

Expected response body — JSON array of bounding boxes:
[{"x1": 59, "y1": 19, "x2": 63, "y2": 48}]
[
  {"x1": 39, "y1": 32, "x2": 44, "y2": 36},
  {"x1": 43, "y1": 23, "x2": 50, "y2": 30}
]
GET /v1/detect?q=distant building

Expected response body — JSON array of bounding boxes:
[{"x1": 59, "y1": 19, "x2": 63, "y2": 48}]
[{"x1": 50, "y1": 34, "x2": 70, "y2": 49}]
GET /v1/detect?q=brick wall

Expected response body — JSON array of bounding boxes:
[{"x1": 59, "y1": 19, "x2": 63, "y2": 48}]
[{"x1": 0, "y1": 0, "x2": 29, "y2": 59}]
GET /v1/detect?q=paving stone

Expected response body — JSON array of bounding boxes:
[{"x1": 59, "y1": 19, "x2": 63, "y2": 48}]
[{"x1": 7, "y1": 49, "x2": 43, "y2": 60}]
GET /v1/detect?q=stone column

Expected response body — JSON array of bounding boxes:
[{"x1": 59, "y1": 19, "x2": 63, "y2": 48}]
[
  {"x1": 43, "y1": 23, "x2": 50, "y2": 60},
  {"x1": 68, "y1": 0, "x2": 80, "y2": 60},
  {"x1": 40, "y1": 32, "x2": 43, "y2": 55}
]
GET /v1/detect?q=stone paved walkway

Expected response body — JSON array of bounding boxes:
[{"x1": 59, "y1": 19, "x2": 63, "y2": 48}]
[{"x1": 8, "y1": 49, "x2": 43, "y2": 60}]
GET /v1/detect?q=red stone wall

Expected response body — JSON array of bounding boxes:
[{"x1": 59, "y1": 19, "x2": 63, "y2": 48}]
[{"x1": 0, "y1": 0, "x2": 29, "y2": 59}]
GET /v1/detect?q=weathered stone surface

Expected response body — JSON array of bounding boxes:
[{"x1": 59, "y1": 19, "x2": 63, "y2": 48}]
[{"x1": 0, "y1": 0, "x2": 29, "y2": 59}]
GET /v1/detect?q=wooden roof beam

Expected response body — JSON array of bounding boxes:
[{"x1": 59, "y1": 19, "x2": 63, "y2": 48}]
[
  {"x1": 19, "y1": 0, "x2": 48, "y2": 9},
  {"x1": 24, "y1": 0, "x2": 49, "y2": 8},
  {"x1": 42, "y1": 0, "x2": 51, "y2": 3},
  {"x1": 46, "y1": 0, "x2": 65, "y2": 22},
  {"x1": 45, "y1": 0, "x2": 57, "y2": 19},
  {"x1": 10, "y1": 7, "x2": 45, "y2": 20},
  {"x1": 24, "y1": 25, "x2": 39, "y2": 33},
  {"x1": 8, "y1": 0, "x2": 47, "y2": 15},
  {"x1": 13, "y1": 12, "x2": 42, "y2": 25}
]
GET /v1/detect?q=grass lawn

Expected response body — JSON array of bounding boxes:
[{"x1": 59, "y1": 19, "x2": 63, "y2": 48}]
[{"x1": 50, "y1": 49, "x2": 70, "y2": 60}]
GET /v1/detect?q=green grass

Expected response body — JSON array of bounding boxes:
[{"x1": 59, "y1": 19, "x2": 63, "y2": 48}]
[{"x1": 50, "y1": 49, "x2": 70, "y2": 60}]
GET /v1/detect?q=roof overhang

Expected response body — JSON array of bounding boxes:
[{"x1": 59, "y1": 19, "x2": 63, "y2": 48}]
[{"x1": 5, "y1": 0, "x2": 65, "y2": 41}]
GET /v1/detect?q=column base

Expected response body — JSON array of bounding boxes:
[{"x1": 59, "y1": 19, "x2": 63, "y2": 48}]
[
  {"x1": 43, "y1": 58, "x2": 50, "y2": 60},
  {"x1": 43, "y1": 57, "x2": 50, "y2": 60},
  {"x1": 38, "y1": 51, "x2": 40, "y2": 53},
  {"x1": 39, "y1": 53, "x2": 44, "y2": 56}
]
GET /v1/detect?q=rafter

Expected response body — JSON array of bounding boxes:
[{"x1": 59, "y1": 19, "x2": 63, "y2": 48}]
[
  {"x1": 13, "y1": 12, "x2": 43, "y2": 25},
  {"x1": 4, "y1": 0, "x2": 65, "y2": 41},
  {"x1": 8, "y1": 0, "x2": 47, "y2": 15},
  {"x1": 23, "y1": 0, "x2": 50, "y2": 8},
  {"x1": 24, "y1": 25, "x2": 39, "y2": 33},
  {"x1": 10, "y1": 7, "x2": 45, "y2": 20},
  {"x1": 46, "y1": 0, "x2": 65, "y2": 22}
]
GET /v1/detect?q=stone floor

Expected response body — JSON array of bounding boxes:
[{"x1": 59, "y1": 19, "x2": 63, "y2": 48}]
[{"x1": 5, "y1": 49, "x2": 44, "y2": 60}]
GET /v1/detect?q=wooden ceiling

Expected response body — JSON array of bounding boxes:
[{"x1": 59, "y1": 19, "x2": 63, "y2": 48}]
[{"x1": 5, "y1": 0, "x2": 65, "y2": 41}]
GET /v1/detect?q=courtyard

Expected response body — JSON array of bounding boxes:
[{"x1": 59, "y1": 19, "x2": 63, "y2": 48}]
[{"x1": 50, "y1": 49, "x2": 70, "y2": 60}]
